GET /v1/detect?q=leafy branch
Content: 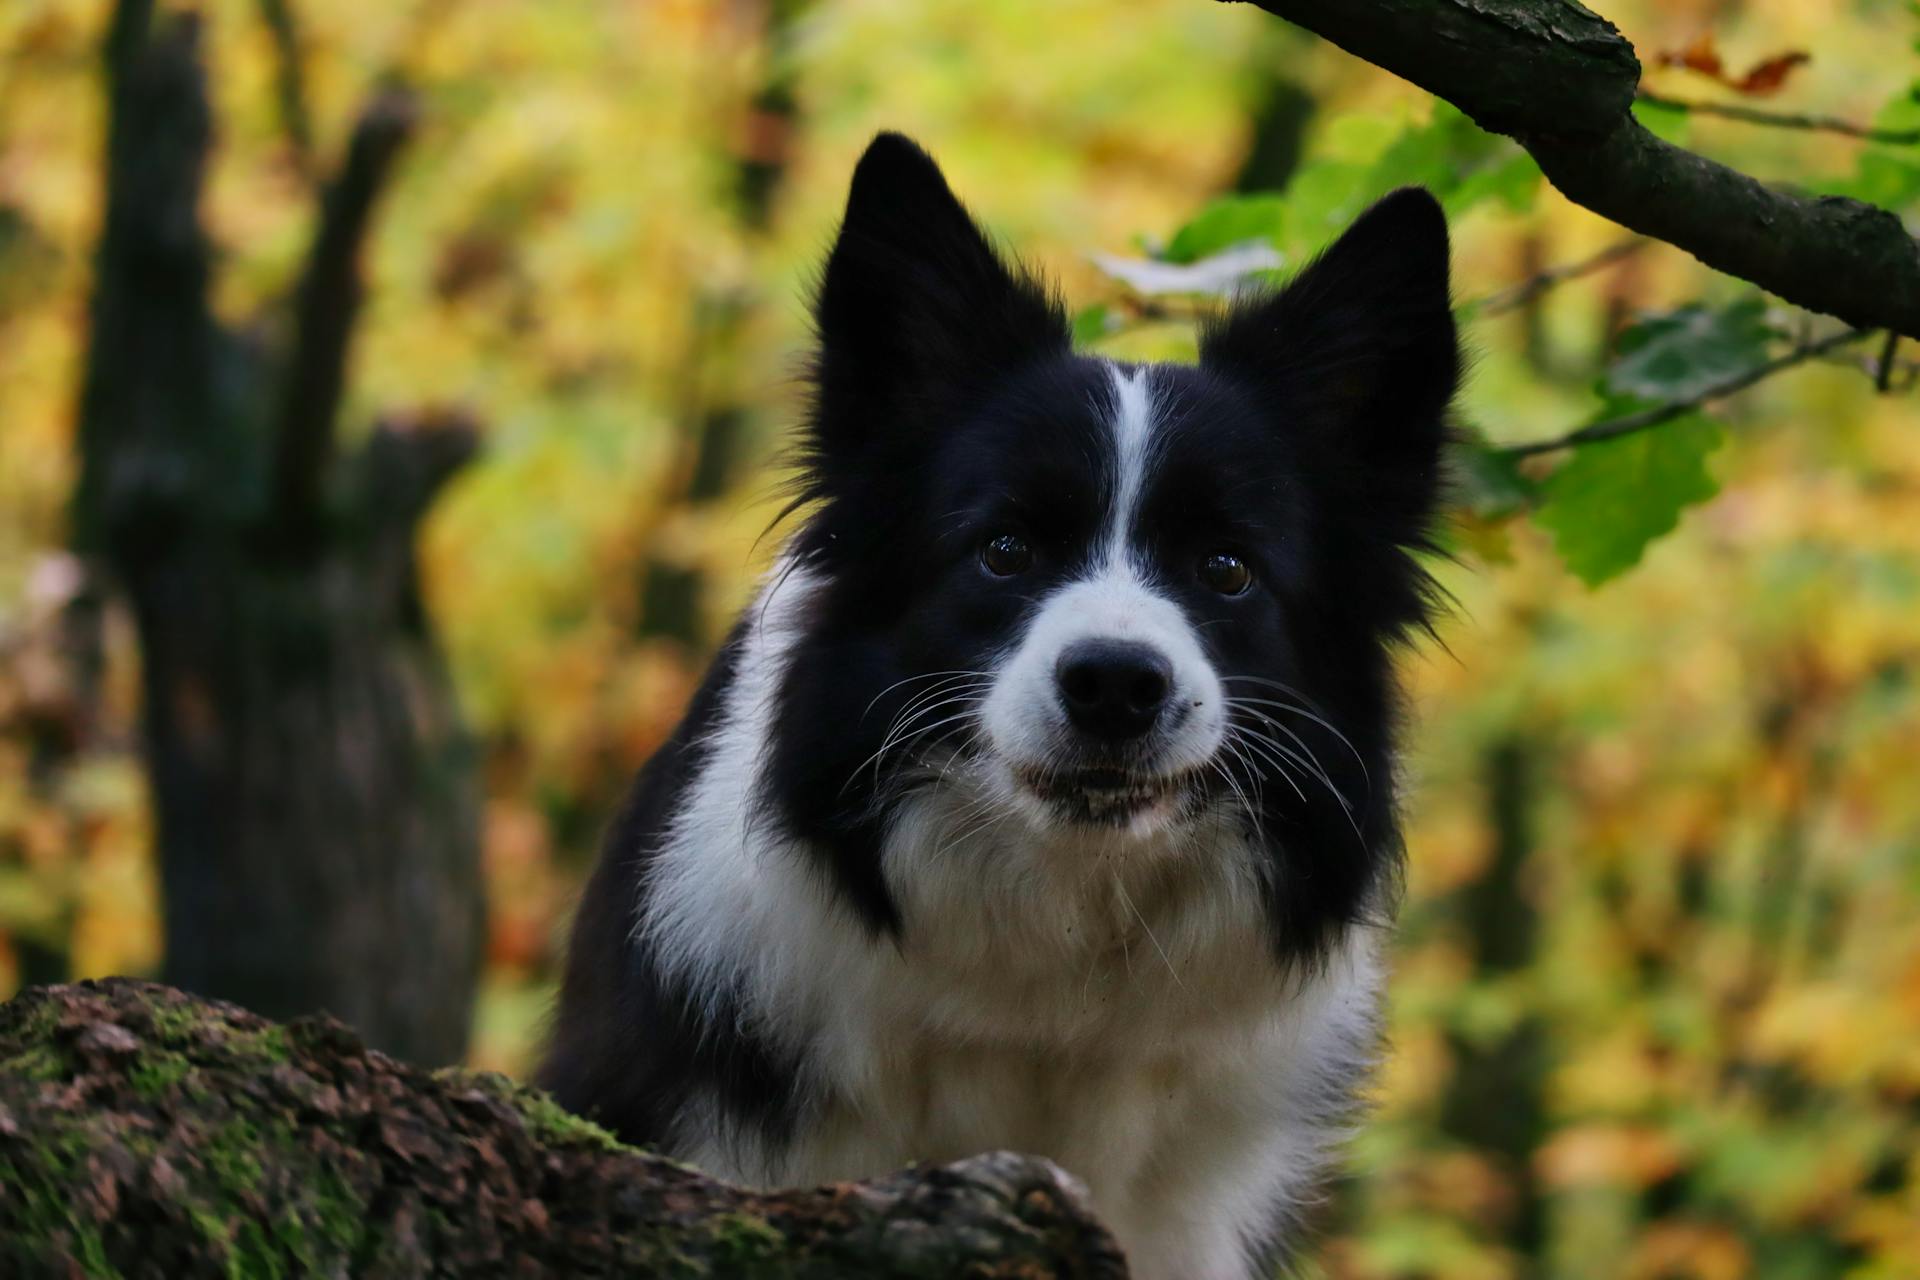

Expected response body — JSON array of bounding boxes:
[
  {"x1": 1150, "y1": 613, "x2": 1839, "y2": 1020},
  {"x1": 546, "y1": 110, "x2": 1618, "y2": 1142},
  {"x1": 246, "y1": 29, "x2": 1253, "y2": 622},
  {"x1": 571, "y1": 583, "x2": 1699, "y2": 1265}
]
[
  {"x1": 1499, "y1": 327, "x2": 1875, "y2": 459},
  {"x1": 1220, "y1": 0, "x2": 1920, "y2": 339},
  {"x1": 1635, "y1": 89, "x2": 1920, "y2": 146}
]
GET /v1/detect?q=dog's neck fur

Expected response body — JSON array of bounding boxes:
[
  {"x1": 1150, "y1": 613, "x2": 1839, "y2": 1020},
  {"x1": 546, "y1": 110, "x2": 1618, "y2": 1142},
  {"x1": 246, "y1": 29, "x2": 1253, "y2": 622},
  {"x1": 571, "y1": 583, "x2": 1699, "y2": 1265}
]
[{"x1": 640, "y1": 562, "x2": 1384, "y2": 1279}]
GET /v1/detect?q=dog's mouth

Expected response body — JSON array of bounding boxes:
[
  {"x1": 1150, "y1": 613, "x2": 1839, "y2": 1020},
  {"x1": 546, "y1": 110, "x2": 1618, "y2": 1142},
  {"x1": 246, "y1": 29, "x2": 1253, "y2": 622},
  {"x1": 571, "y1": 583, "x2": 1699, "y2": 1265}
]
[{"x1": 1014, "y1": 763, "x2": 1197, "y2": 826}]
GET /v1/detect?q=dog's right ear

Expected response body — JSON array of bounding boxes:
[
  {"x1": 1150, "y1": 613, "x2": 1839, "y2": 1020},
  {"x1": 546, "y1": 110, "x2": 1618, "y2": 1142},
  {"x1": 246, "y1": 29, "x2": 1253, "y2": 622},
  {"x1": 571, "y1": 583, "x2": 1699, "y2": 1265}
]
[{"x1": 809, "y1": 133, "x2": 1068, "y2": 460}]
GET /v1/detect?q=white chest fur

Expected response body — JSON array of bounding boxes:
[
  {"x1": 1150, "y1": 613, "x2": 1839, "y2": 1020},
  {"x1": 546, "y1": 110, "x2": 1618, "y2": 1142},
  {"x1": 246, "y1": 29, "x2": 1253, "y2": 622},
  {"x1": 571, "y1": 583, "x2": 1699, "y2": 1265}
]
[{"x1": 640, "y1": 571, "x2": 1384, "y2": 1280}]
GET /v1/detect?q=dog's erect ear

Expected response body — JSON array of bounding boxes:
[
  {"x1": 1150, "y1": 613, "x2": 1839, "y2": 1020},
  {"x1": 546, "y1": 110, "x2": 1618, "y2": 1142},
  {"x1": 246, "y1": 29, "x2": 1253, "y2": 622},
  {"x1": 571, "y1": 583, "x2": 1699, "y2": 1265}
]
[
  {"x1": 1201, "y1": 187, "x2": 1458, "y2": 539},
  {"x1": 810, "y1": 134, "x2": 1068, "y2": 458}
]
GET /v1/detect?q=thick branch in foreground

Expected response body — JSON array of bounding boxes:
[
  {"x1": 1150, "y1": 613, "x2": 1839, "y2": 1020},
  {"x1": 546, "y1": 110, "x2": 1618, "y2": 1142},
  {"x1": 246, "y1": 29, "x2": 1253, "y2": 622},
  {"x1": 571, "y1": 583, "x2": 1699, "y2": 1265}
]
[
  {"x1": 1224, "y1": 0, "x2": 1920, "y2": 339},
  {"x1": 0, "y1": 980, "x2": 1126, "y2": 1279}
]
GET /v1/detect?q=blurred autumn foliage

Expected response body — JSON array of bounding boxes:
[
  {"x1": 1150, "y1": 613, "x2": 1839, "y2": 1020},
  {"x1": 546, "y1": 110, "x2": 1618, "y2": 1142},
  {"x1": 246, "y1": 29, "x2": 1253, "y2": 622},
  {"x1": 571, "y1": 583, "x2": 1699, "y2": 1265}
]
[{"x1": 2, "y1": 0, "x2": 1917, "y2": 1276}]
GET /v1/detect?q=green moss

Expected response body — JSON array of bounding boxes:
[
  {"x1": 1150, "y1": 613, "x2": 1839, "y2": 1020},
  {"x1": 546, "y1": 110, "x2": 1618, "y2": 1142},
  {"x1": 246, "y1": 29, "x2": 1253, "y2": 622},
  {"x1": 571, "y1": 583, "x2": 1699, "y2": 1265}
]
[
  {"x1": 441, "y1": 1069, "x2": 624, "y2": 1152},
  {"x1": 516, "y1": 1086, "x2": 623, "y2": 1150},
  {"x1": 1, "y1": 1043, "x2": 71, "y2": 1083},
  {"x1": 227, "y1": 1217, "x2": 289, "y2": 1280},
  {"x1": 0, "y1": 1139, "x2": 116, "y2": 1278},
  {"x1": 166, "y1": 1115, "x2": 371, "y2": 1277},
  {"x1": 201, "y1": 1116, "x2": 272, "y2": 1200},
  {"x1": 140, "y1": 995, "x2": 207, "y2": 1043},
  {"x1": 134, "y1": 992, "x2": 288, "y2": 1068},
  {"x1": 276, "y1": 1166, "x2": 368, "y2": 1269},
  {"x1": 127, "y1": 1051, "x2": 193, "y2": 1098},
  {"x1": 0, "y1": 992, "x2": 71, "y2": 1082},
  {"x1": 705, "y1": 1212, "x2": 788, "y2": 1267}
]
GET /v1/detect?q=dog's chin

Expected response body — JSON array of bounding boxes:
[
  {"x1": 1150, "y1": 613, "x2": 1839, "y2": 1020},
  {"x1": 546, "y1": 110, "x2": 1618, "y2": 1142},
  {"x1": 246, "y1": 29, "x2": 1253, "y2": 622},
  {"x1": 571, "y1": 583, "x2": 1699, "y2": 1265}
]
[{"x1": 1010, "y1": 761, "x2": 1201, "y2": 837}]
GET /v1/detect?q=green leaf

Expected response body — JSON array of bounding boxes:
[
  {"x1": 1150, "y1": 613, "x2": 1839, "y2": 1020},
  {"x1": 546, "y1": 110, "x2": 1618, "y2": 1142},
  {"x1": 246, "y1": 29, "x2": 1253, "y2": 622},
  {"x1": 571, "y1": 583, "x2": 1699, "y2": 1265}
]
[
  {"x1": 1233, "y1": 104, "x2": 1537, "y2": 266},
  {"x1": 1071, "y1": 303, "x2": 1116, "y2": 346},
  {"x1": 1605, "y1": 300, "x2": 1774, "y2": 403},
  {"x1": 1810, "y1": 78, "x2": 1920, "y2": 208},
  {"x1": 1815, "y1": 148, "x2": 1920, "y2": 209},
  {"x1": 1163, "y1": 194, "x2": 1286, "y2": 263},
  {"x1": 1445, "y1": 148, "x2": 1541, "y2": 215},
  {"x1": 1534, "y1": 409, "x2": 1724, "y2": 585},
  {"x1": 1631, "y1": 95, "x2": 1692, "y2": 146},
  {"x1": 1368, "y1": 103, "x2": 1539, "y2": 218}
]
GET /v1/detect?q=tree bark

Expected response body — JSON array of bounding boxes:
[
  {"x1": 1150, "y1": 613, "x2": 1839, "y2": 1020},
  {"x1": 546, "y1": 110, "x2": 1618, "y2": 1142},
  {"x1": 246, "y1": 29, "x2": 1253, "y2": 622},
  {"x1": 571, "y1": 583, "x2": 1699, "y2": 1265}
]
[
  {"x1": 1222, "y1": 0, "x2": 1920, "y2": 339},
  {"x1": 0, "y1": 980, "x2": 1127, "y2": 1279},
  {"x1": 72, "y1": 0, "x2": 483, "y2": 1065}
]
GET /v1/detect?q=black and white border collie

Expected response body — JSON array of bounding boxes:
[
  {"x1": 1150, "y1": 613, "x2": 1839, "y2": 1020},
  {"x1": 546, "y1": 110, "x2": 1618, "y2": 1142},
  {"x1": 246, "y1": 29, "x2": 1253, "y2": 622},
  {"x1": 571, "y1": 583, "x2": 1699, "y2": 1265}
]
[{"x1": 541, "y1": 133, "x2": 1458, "y2": 1278}]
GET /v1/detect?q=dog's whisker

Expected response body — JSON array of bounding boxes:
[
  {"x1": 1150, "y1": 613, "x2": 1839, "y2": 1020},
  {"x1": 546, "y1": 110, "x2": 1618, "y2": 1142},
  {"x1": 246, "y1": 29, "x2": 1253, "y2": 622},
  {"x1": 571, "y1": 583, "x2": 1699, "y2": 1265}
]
[
  {"x1": 1229, "y1": 725, "x2": 1366, "y2": 845},
  {"x1": 861, "y1": 669, "x2": 990, "y2": 721},
  {"x1": 849, "y1": 693, "x2": 990, "y2": 794},
  {"x1": 1225, "y1": 726, "x2": 1310, "y2": 806},
  {"x1": 1113, "y1": 872, "x2": 1182, "y2": 991},
  {"x1": 1228, "y1": 711, "x2": 1344, "y2": 801},
  {"x1": 1233, "y1": 721, "x2": 1352, "y2": 810},
  {"x1": 1219, "y1": 682, "x2": 1372, "y2": 789}
]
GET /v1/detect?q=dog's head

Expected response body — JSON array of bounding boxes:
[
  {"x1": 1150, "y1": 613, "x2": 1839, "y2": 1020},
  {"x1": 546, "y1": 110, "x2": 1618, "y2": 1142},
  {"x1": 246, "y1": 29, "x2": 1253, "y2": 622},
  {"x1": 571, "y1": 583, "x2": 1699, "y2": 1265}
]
[{"x1": 766, "y1": 134, "x2": 1457, "y2": 963}]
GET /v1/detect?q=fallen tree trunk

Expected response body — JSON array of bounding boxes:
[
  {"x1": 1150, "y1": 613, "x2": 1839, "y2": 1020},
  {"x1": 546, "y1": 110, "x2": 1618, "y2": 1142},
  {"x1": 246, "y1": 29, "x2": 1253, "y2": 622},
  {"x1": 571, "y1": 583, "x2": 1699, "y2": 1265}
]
[{"x1": 0, "y1": 980, "x2": 1127, "y2": 1278}]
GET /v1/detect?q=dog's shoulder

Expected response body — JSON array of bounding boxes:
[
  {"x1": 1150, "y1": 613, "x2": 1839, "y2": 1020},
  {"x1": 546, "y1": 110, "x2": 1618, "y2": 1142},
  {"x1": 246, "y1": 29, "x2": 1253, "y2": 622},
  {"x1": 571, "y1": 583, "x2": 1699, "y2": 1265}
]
[{"x1": 536, "y1": 618, "x2": 801, "y2": 1147}]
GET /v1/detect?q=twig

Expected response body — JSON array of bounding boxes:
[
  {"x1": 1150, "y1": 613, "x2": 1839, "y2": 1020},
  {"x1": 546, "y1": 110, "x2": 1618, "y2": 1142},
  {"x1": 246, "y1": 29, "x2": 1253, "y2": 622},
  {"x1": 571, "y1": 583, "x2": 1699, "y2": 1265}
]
[
  {"x1": 254, "y1": 0, "x2": 315, "y2": 179},
  {"x1": 1815, "y1": 349, "x2": 1920, "y2": 381},
  {"x1": 1499, "y1": 327, "x2": 1875, "y2": 458},
  {"x1": 1875, "y1": 330, "x2": 1899, "y2": 394},
  {"x1": 1636, "y1": 89, "x2": 1920, "y2": 146},
  {"x1": 270, "y1": 85, "x2": 418, "y2": 542},
  {"x1": 1469, "y1": 237, "x2": 1648, "y2": 316}
]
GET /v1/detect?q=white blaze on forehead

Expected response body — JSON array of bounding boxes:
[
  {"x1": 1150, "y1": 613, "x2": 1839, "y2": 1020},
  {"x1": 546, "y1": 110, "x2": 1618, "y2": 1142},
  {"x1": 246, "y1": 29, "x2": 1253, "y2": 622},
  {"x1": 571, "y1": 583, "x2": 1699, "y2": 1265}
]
[
  {"x1": 974, "y1": 359, "x2": 1226, "y2": 799},
  {"x1": 1103, "y1": 362, "x2": 1156, "y2": 571}
]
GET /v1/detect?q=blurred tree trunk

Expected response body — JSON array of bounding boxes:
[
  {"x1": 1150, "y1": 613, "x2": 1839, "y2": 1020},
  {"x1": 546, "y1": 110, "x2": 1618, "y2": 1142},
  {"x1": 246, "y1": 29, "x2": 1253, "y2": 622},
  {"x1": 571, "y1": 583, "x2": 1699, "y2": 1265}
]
[
  {"x1": 1439, "y1": 736, "x2": 1549, "y2": 1262},
  {"x1": 635, "y1": 0, "x2": 814, "y2": 650},
  {"x1": 71, "y1": 0, "x2": 483, "y2": 1065}
]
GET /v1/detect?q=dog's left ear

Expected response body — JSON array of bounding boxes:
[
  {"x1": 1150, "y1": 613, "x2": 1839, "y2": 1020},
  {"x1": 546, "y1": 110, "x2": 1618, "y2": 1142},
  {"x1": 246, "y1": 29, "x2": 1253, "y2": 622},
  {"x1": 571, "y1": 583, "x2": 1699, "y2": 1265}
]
[
  {"x1": 1201, "y1": 187, "x2": 1458, "y2": 539},
  {"x1": 810, "y1": 133, "x2": 1069, "y2": 461}
]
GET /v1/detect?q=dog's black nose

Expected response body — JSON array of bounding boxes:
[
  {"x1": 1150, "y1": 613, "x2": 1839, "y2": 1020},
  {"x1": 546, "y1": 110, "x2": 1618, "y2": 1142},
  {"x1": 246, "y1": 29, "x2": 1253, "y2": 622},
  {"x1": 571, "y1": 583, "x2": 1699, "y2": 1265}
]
[{"x1": 1056, "y1": 640, "x2": 1173, "y2": 740}]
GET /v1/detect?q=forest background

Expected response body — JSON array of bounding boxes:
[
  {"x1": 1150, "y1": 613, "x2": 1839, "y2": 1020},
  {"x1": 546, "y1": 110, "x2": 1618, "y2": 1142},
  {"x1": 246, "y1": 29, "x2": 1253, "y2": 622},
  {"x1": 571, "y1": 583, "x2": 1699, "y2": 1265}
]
[{"x1": 2, "y1": 0, "x2": 1917, "y2": 1275}]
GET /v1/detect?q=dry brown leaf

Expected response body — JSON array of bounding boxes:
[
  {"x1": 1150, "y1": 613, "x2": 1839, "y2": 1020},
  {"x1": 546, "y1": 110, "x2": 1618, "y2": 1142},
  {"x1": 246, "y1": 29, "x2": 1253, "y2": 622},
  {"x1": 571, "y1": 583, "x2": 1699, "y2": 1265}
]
[
  {"x1": 1733, "y1": 51, "x2": 1812, "y2": 96},
  {"x1": 1658, "y1": 32, "x2": 1725, "y2": 78},
  {"x1": 1657, "y1": 34, "x2": 1811, "y2": 97}
]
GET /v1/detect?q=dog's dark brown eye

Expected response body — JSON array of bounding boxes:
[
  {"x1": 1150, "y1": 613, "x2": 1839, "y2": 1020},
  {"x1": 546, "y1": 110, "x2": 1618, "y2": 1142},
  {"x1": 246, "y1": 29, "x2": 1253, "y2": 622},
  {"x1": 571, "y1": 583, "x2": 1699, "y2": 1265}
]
[
  {"x1": 1200, "y1": 551, "x2": 1252, "y2": 596},
  {"x1": 981, "y1": 533, "x2": 1032, "y2": 577}
]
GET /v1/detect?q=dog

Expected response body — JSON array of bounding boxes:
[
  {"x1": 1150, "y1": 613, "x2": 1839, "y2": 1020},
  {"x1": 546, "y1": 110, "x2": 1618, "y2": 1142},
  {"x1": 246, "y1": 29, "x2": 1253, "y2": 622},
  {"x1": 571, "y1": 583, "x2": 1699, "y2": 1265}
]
[{"x1": 539, "y1": 132, "x2": 1459, "y2": 1278}]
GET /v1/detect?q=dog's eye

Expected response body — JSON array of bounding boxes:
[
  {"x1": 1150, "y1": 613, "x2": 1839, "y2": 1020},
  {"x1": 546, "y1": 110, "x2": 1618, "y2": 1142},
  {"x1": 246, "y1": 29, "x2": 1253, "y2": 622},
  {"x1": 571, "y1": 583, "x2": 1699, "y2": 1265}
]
[
  {"x1": 981, "y1": 533, "x2": 1033, "y2": 577},
  {"x1": 1199, "y1": 551, "x2": 1252, "y2": 596}
]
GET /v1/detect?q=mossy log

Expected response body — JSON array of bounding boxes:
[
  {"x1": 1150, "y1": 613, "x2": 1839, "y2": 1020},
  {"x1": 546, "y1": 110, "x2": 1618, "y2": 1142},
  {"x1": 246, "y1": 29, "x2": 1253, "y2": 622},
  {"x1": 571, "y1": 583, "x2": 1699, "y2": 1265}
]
[{"x1": 0, "y1": 980, "x2": 1127, "y2": 1278}]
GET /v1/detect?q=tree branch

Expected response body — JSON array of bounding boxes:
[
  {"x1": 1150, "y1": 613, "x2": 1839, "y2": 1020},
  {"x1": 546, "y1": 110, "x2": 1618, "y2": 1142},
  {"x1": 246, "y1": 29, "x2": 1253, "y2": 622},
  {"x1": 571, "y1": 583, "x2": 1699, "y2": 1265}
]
[
  {"x1": 1, "y1": 980, "x2": 1127, "y2": 1278},
  {"x1": 1636, "y1": 89, "x2": 1920, "y2": 146},
  {"x1": 355, "y1": 407, "x2": 482, "y2": 528},
  {"x1": 270, "y1": 86, "x2": 418, "y2": 544},
  {"x1": 1469, "y1": 236, "x2": 1648, "y2": 316},
  {"x1": 1874, "y1": 330, "x2": 1900, "y2": 394},
  {"x1": 1499, "y1": 327, "x2": 1874, "y2": 458},
  {"x1": 74, "y1": 0, "x2": 218, "y2": 554},
  {"x1": 1222, "y1": 0, "x2": 1920, "y2": 339},
  {"x1": 254, "y1": 0, "x2": 316, "y2": 179}
]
